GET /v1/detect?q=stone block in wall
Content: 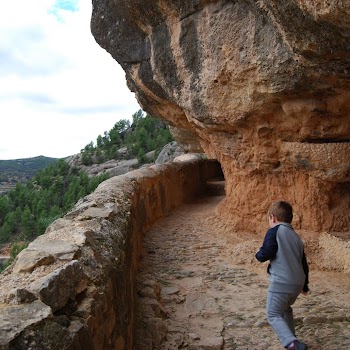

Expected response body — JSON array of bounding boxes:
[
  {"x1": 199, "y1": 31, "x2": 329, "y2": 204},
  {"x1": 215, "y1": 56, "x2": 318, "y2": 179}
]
[
  {"x1": 0, "y1": 300, "x2": 52, "y2": 346},
  {"x1": 29, "y1": 261, "x2": 88, "y2": 312}
]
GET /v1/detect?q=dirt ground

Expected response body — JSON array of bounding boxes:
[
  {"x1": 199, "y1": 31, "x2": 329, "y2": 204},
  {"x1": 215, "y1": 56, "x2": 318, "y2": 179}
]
[{"x1": 134, "y1": 187, "x2": 350, "y2": 350}]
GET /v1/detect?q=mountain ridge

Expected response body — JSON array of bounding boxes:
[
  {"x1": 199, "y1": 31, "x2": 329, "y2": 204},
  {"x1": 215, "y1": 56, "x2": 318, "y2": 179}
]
[{"x1": 0, "y1": 156, "x2": 59, "y2": 193}]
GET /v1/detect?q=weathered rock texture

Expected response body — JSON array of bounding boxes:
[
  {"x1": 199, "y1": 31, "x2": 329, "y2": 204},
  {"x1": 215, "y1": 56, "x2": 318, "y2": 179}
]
[
  {"x1": 0, "y1": 159, "x2": 222, "y2": 350},
  {"x1": 66, "y1": 153, "x2": 140, "y2": 178},
  {"x1": 91, "y1": 0, "x2": 350, "y2": 233},
  {"x1": 65, "y1": 142, "x2": 189, "y2": 178}
]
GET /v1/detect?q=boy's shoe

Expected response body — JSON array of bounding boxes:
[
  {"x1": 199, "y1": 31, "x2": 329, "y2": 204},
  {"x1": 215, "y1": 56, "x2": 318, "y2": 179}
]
[{"x1": 287, "y1": 340, "x2": 308, "y2": 350}]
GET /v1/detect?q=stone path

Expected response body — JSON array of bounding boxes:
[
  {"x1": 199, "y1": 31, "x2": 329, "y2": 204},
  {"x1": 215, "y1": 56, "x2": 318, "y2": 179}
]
[{"x1": 134, "y1": 188, "x2": 350, "y2": 349}]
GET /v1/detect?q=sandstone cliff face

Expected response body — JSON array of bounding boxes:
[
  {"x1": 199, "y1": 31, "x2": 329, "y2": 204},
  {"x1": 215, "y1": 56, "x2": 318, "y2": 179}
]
[{"x1": 91, "y1": 0, "x2": 350, "y2": 232}]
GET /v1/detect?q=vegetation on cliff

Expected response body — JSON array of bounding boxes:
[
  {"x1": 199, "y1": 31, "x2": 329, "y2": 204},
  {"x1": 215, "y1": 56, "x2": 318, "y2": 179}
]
[
  {"x1": 0, "y1": 160, "x2": 109, "y2": 244},
  {"x1": 80, "y1": 110, "x2": 173, "y2": 165},
  {"x1": 0, "y1": 156, "x2": 58, "y2": 194},
  {"x1": 0, "y1": 111, "x2": 173, "y2": 272}
]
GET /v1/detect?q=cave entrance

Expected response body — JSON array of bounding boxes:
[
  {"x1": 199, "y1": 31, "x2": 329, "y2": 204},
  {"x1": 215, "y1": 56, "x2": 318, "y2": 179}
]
[{"x1": 205, "y1": 160, "x2": 225, "y2": 196}]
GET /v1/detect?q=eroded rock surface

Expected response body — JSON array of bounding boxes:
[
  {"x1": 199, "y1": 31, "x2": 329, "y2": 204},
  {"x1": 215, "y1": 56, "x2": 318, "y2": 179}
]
[{"x1": 91, "y1": 0, "x2": 350, "y2": 232}]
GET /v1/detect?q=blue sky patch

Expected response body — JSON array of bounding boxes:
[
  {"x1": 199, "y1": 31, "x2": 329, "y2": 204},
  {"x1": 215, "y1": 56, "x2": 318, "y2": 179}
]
[{"x1": 49, "y1": 0, "x2": 79, "y2": 19}]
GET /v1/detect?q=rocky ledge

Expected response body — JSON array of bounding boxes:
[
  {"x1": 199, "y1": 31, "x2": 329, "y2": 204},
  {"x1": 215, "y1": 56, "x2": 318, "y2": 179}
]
[{"x1": 0, "y1": 158, "x2": 222, "y2": 350}]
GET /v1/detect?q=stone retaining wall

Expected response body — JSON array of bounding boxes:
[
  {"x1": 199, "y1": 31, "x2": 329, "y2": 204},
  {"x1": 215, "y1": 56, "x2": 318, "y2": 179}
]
[{"x1": 0, "y1": 159, "x2": 222, "y2": 350}]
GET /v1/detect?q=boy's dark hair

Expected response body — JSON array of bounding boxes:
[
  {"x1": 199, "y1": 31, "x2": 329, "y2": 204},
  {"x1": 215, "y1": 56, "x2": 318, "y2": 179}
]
[{"x1": 268, "y1": 201, "x2": 293, "y2": 223}]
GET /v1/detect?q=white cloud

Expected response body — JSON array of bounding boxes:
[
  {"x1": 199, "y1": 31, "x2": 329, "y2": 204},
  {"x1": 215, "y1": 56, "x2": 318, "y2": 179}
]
[{"x1": 0, "y1": 0, "x2": 140, "y2": 160}]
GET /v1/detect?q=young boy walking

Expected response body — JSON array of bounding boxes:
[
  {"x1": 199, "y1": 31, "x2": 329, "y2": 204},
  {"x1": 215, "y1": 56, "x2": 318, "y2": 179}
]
[{"x1": 255, "y1": 201, "x2": 309, "y2": 350}]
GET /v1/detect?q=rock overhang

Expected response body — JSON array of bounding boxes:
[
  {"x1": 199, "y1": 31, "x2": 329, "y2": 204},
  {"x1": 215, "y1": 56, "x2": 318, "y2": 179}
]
[{"x1": 91, "y1": 0, "x2": 350, "y2": 231}]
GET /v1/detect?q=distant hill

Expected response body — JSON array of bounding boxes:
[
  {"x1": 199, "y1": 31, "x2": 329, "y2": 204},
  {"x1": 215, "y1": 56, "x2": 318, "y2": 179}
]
[{"x1": 0, "y1": 156, "x2": 58, "y2": 193}]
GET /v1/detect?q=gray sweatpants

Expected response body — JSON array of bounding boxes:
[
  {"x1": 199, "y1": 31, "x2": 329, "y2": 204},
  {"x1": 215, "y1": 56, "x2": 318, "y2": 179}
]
[{"x1": 266, "y1": 291, "x2": 299, "y2": 347}]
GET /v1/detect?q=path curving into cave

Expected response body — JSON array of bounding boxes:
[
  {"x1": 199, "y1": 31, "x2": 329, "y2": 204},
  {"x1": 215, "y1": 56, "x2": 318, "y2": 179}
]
[{"x1": 134, "y1": 184, "x2": 350, "y2": 350}]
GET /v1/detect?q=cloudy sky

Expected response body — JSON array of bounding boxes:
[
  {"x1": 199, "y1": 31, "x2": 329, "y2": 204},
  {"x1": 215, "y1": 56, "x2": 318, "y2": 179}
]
[{"x1": 0, "y1": 0, "x2": 140, "y2": 160}]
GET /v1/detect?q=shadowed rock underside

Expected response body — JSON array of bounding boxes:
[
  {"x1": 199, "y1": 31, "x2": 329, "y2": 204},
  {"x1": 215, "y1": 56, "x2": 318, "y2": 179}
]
[{"x1": 91, "y1": 0, "x2": 350, "y2": 233}]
